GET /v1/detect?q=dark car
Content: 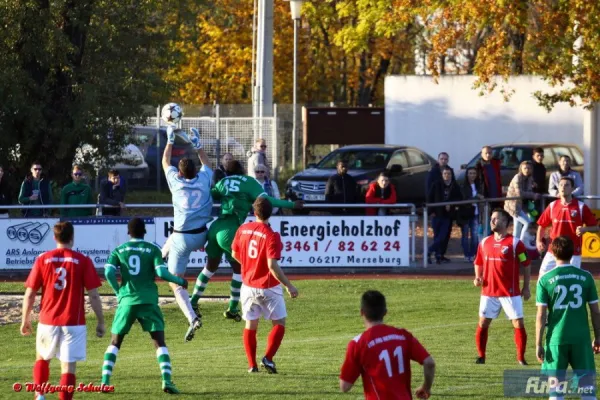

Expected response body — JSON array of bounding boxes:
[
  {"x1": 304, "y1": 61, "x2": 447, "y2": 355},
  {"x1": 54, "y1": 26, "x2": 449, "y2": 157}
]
[
  {"x1": 457, "y1": 143, "x2": 584, "y2": 191},
  {"x1": 285, "y1": 145, "x2": 436, "y2": 207},
  {"x1": 132, "y1": 126, "x2": 199, "y2": 187}
]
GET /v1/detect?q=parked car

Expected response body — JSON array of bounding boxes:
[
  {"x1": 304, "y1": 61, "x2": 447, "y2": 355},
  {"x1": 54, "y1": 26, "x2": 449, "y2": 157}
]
[
  {"x1": 456, "y1": 143, "x2": 584, "y2": 191},
  {"x1": 74, "y1": 143, "x2": 149, "y2": 188},
  {"x1": 285, "y1": 145, "x2": 436, "y2": 209},
  {"x1": 132, "y1": 126, "x2": 199, "y2": 187}
]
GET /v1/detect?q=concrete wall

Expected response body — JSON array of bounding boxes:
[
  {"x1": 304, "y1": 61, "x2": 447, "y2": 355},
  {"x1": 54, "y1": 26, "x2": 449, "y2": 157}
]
[{"x1": 385, "y1": 75, "x2": 584, "y2": 166}]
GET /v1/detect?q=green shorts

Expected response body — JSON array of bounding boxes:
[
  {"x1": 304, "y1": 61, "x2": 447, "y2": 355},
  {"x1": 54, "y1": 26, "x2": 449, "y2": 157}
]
[
  {"x1": 111, "y1": 304, "x2": 165, "y2": 336},
  {"x1": 205, "y1": 216, "x2": 240, "y2": 263},
  {"x1": 542, "y1": 343, "x2": 596, "y2": 372}
]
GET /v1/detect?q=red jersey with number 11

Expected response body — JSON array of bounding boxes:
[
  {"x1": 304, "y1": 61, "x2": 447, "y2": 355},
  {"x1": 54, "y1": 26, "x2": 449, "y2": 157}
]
[
  {"x1": 25, "y1": 248, "x2": 101, "y2": 326},
  {"x1": 232, "y1": 221, "x2": 282, "y2": 289},
  {"x1": 340, "y1": 324, "x2": 430, "y2": 400}
]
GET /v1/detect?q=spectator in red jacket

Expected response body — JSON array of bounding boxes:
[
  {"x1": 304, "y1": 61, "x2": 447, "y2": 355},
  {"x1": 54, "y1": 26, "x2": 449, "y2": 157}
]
[{"x1": 365, "y1": 172, "x2": 397, "y2": 216}]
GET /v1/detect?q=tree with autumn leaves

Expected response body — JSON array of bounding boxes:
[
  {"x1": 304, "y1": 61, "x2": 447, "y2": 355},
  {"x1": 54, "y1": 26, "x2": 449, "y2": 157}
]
[{"x1": 171, "y1": 0, "x2": 600, "y2": 110}]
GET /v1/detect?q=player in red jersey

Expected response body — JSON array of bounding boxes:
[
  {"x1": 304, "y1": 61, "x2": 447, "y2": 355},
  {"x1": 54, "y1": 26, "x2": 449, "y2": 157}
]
[
  {"x1": 536, "y1": 176, "x2": 599, "y2": 277},
  {"x1": 231, "y1": 197, "x2": 298, "y2": 374},
  {"x1": 339, "y1": 290, "x2": 436, "y2": 400},
  {"x1": 21, "y1": 222, "x2": 105, "y2": 400},
  {"x1": 474, "y1": 209, "x2": 531, "y2": 365}
]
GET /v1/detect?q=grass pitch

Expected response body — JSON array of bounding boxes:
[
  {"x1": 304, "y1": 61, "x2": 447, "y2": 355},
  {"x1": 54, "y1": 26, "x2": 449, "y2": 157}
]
[{"x1": 1, "y1": 278, "x2": 596, "y2": 399}]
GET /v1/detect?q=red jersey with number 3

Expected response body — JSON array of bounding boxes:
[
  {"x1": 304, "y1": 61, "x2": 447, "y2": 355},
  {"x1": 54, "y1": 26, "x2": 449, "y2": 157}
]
[
  {"x1": 340, "y1": 324, "x2": 430, "y2": 400},
  {"x1": 232, "y1": 221, "x2": 282, "y2": 289},
  {"x1": 474, "y1": 235, "x2": 530, "y2": 297},
  {"x1": 25, "y1": 248, "x2": 101, "y2": 326},
  {"x1": 537, "y1": 199, "x2": 597, "y2": 255}
]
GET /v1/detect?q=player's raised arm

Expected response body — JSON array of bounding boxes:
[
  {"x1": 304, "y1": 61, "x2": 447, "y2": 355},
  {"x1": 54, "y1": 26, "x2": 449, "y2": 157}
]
[
  {"x1": 162, "y1": 125, "x2": 176, "y2": 171},
  {"x1": 188, "y1": 128, "x2": 211, "y2": 168}
]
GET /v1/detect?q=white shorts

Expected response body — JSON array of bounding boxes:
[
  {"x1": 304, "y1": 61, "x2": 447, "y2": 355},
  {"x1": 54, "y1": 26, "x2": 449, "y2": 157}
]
[
  {"x1": 538, "y1": 253, "x2": 581, "y2": 278},
  {"x1": 479, "y1": 296, "x2": 524, "y2": 320},
  {"x1": 241, "y1": 284, "x2": 287, "y2": 321},
  {"x1": 36, "y1": 324, "x2": 87, "y2": 362}
]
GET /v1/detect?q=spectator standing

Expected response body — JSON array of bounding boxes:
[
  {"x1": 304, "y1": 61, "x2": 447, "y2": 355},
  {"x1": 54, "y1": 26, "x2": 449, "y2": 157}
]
[
  {"x1": 253, "y1": 163, "x2": 281, "y2": 215},
  {"x1": 0, "y1": 165, "x2": 12, "y2": 218},
  {"x1": 457, "y1": 167, "x2": 482, "y2": 262},
  {"x1": 325, "y1": 160, "x2": 359, "y2": 215},
  {"x1": 425, "y1": 152, "x2": 455, "y2": 197},
  {"x1": 60, "y1": 165, "x2": 94, "y2": 217},
  {"x1": 531, "y1": 147, "x2": 547, "y2": 211},
  {"x1": 339, "y1": 290, "x2": 436, "y2": 399},
  {"x1": 21, "y1": 221, "x2": 105, "y2": 400},
  {"x1": 365, "y1": 172, "x2": 397, "y2": 216},
  {"x1": 504, "y1": 161, "x2": 541, "y2": 241},
  {"x1": 247, "y1": 139, "x2": 270, "y2": 179},
  {"x1": 548, "y1": 155, "x2": 584, "y2": 197},
  {"x1": 427, "y1": 167, "x2": 462, "y2": 264},
  {"x1": 18, "y1": 161, "x2": 53, "y2": 217},
  {"x1": 476, "y1": 145, "x2": 502, "y2": 202},
  {"x1": 212, "y1": 152, "x2": 233, "y2": 188},
  {"x1": 98, "y1": 169, "x2": 126, "y2": 216}
]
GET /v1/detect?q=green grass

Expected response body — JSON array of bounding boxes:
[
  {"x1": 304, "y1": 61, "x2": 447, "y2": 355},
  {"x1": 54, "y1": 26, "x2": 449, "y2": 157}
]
[{"x1": 0, "y1": 278, "x2": 597, "y2": 399}]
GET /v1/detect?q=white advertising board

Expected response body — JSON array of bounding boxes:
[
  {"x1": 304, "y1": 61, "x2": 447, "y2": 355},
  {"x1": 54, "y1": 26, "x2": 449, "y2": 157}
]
[
  {"x1": 154, "y1": 216, "x2": 410, "y2": 268},
  {"x1": 0, "y1": 218, "x2": 156, "y2": 270}
]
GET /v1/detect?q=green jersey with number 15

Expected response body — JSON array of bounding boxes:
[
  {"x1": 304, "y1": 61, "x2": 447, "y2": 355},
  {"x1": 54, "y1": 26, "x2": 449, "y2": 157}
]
[
  {"x1": 105, "y1": 239, "x2": 165, "y2": 306},
  {"x1": 212, "y1": 175, "x2": 294, "y2": 225},
  {"x1": 536, "y1": 265, "x2": 599, "y2": 345}
]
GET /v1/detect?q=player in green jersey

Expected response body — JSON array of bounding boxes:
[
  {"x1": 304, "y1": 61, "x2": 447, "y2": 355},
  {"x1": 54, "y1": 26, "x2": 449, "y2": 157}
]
[
  {"x1": 536, "y1": 235, "x2": 600, "y2": 399},
  {"x1": 190, "y1": 160, "x2": 302, "y2": 322},
  {"x1": 101, "y1": 218, "x2": 188, "y2": 394}
]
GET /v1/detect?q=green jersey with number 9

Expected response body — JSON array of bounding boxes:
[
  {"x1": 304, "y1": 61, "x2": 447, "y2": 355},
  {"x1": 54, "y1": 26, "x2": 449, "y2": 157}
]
[
  {"x1": 106, "y1": 239, "x2": 166, "y2": 306},
  {"x1": 536, "y1": 265, "x2": 599, "y2": 345}
]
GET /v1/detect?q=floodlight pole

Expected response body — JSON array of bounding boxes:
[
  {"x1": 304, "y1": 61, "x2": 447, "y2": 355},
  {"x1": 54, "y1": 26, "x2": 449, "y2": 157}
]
[{"x1": 288, "y1": 0, "x2": 304, "y2": 171}]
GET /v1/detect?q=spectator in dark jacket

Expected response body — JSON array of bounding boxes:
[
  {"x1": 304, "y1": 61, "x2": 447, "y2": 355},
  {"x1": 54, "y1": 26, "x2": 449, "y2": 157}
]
[
  {"x1": 0, "y1": 165, "x2": 12, "y2": 217},
  {"x1": 475, "y1": 146, "x2": 502, "y2": 202},
  {"x1": 98, "y1": 169, "x2": 126, "y2": 216},
  {"x1": 365, "y1": 172, "x2": 397, "y2": 216},
  {"x1": 427, "y1": 167, "x2": 462, "y2": 264},
  {"x1": 456, "y1": 167, "x2": 483, "y2": 262},
  {"x1": 531, "y1": 147, "x2": 547, "y2": 213},
  {"x1": 325, "y1": 160, "x2": 358, "y2": 215},
  {"x1": 211, "y1": 153, "x2": 233, "y2": 188},
  {"x1": 425, "y1": 152, "x2": 455, "y2": 197},
  {"x1": 18, "y1": 161, "x2": 53, "y2": 217}
]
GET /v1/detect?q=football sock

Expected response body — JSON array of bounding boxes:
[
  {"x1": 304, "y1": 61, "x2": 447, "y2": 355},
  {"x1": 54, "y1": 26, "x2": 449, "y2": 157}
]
[
  {"x1": 243, "y1": 329, "x2": 258, "y2": 368},
  {"x1": 102, "y1": 345, "x2": 119, "y2": 385},
  {"x1": 265, "y1": 324, "x2": 286, "y2": 360},
  {"x1": 156, "y1": 347, "x2": 173, "y2": 383},
  {"x1": 475, "y1": 325, "x2": 489, "y2": 358},
  {"x1": 59, "y1": 373, "x2": 75, "y2": 400},
  {"x1": 174, "y1": 285, "x2": 196, "y2": 323},
  {"x1": 33, "y1": 359, "x2": 50, "y2": 397},
  {"x1": 191, "y1": 267, "x2": 214, "y2": 305},
  {"x1": 228, "y1": 273, "x2": 242, "y2": 312},
  {"x1": 514, "y1": 327, "x2": 527, "y2": 361}
]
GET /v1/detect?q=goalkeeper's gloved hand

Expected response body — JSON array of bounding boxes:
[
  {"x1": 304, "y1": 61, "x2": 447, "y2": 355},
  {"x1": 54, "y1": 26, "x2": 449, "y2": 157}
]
[
  {"x1": 188, "y1": 127, "x2": 203, "y2": 150},
  {"x1": 166, "y1": 125, "x2": 176, "y2": 145}
]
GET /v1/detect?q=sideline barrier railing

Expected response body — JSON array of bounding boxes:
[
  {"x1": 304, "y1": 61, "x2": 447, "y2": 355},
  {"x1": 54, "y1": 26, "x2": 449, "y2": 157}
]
[{"x1": 3, "y1": 202, "x2": 417, "y2": 267}]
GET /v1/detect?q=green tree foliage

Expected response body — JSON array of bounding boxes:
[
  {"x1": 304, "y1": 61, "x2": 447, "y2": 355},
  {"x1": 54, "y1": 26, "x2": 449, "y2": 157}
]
[{"x1": 0, "y1": 0, "x2": 173, "y2": 185}]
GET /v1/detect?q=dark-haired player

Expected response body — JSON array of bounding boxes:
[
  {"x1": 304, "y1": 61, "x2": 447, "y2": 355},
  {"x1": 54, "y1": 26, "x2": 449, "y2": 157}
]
[
  {"x1": 339, "y1": 290, "x2": 435, "y2": 399},
  {"x1": 231, "y1": 197, "x2": 298, "y2": 373},
  {"x1": 190, "y1": 160, "x2": 302, "y2": 323},
  {"x1": 473, "y1": 209, "x2": 531, "y2": 365},
  {"x1": 162, "y1": 126, "x2": 213, "y2": 341},
  {"x1": 21, "y1": 222, "x2": 104, "y2": 400},
  {"x1": 102, "y1": 218, "x2": 188, "y2": 394}
]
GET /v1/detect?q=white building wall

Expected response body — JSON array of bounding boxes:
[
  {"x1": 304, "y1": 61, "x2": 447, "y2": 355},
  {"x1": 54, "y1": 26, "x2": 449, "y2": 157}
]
[{"x1": 385, "y1": 75, "x2": 584, "y2": 166}]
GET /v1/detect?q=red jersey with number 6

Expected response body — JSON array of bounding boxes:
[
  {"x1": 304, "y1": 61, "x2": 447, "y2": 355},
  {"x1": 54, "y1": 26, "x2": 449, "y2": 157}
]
[
  {"x1": 536, "y1": 199, "x2": 597, "y2": 256},
  {"x1": 24, "y1": 248, "x2": 101, "y2": 326},
  {"x1": 232, "y1": 221, "x2": 282, "y2": 289},
  {"x1": 340, "y1": 324, "x2": 430, "y2": 400}
]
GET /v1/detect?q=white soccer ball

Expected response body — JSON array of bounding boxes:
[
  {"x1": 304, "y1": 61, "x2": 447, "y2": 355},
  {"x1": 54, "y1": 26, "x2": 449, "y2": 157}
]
[{"x1": 161, "y1": 103, "x2": 183, "y2": 125}]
